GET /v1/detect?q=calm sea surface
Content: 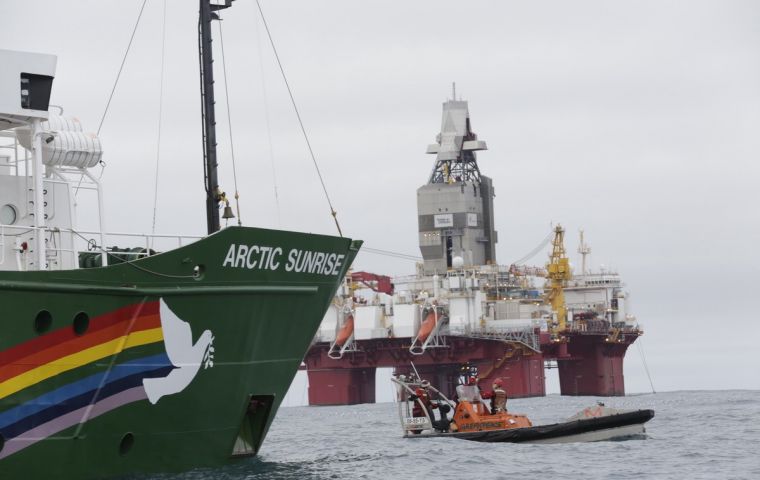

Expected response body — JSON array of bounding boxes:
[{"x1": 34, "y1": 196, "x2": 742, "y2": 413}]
[{"x1": 148, "y1": 390, "x2": 759, "y2": 480}]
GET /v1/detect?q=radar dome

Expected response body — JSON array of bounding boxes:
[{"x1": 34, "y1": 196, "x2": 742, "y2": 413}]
[{"x1": 452, "y1": 256, "x2": 464, "y2": 268}]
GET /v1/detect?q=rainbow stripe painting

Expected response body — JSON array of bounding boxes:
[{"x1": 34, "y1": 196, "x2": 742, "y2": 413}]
[{"x1": 0, "y1": 299, "x2": 213, "y2": 460}]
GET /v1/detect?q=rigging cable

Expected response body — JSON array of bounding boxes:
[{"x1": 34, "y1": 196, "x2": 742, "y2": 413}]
[
  {"x1": 361, "y1": 247, "x2": 422, "y2": 262},
  {"x1": 636, "y1": 338, "x2": 657, "y2": 394},
  {"x1": 216, "y1": 13, "x2": 242, "y2": 226},
  {"x1": 255, "y1": 0, "x2": 343, "y2": 237},
  {"x1": 255, "y1": 11, "x2": 281, "y2": 225},
  {"x1": 150, "y1": 0, "x2": 168, "y2": 240},
  {"x1": 510, "y1": 229, "x2": 554, "y2": 266},
  {"x1": 97, "y1": 0, "x2": 148, "y2": 136},
  {"x1": 76, "y1": 0, "x2": 147, "y2": 199}
]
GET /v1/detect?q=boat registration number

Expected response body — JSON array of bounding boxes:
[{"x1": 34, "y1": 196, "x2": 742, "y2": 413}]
[{"x1": 404, "y1": 417, "x2": 428, "y2": 426}]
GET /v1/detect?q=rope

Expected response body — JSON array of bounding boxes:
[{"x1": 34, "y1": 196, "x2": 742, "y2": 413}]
[
  {"x1": 217, "y1": 14, "x2": 242, "y2": 226},
  {"x1": 97, "y1": 0, "x2": 148, "y2": 136},
  {"x1": 255, "y1": 0, "x2": 343, "y2": 237},
  {"x1": 255, "y1": 11, "x2": 281, "y2": 225},
  {"x1": 150, "y1": 0, "x2": 168, "y2": 239},
  {"x1": 636, "y1": 339, "x2": 656, "y2": 394}
]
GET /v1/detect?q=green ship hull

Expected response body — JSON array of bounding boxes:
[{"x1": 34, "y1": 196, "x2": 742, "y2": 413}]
[{"x1": 0, "y1": 226, "x2": 360, "y2": 479}]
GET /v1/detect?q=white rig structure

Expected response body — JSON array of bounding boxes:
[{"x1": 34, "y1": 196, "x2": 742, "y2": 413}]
[{"x1": 316, "y1": 91, "x2": 638, "y2": 359}]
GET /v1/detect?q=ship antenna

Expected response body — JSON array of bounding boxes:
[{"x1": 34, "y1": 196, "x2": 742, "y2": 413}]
[
  {"x1": 198, "y1": 0, "x2": 234, "y2": 234},
  {"x1": 452, "y1": 81, "x2": 456, "y2": 101},
  {"x1": 578, "y1": 229, "x2": 591, "y2": 275}
]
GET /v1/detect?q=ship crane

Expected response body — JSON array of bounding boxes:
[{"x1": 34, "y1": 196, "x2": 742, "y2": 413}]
[
  {"x1": 349, "y1": 271, "x2": 394, "y2": 295},
  {"x1": 546, "y1": 225, "x2": 572, "y2": 334}
]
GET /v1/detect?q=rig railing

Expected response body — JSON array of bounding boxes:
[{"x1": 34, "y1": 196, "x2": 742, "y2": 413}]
[{"x1": 448, "y1": 325, "x2": 540, "y2": 352}]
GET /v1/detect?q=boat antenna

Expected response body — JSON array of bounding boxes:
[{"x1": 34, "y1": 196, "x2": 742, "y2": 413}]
[
  {"x1": 198, "y1": 0, "x2": 234, "y2": 234},
  {"x1": 410, "y1": 362, "x2": 421, "y2": 382}
]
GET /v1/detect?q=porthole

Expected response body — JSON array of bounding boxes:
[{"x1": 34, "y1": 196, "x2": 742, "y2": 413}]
[
  {"x1": 119, "y1": 432, "x2": 134, "y2": 456},
  {"x1": 0, "y1": 204, "x2": 17, "y2": 225},
  {"x1": 193, "y1": 264, "x2": 205, "y2": 280},
  {"x1": 34, "y1": 310, "x2": 52, "y2": 335},
  {"x1": 72, "y1": 312, "x2": 89, "y2": 336}
]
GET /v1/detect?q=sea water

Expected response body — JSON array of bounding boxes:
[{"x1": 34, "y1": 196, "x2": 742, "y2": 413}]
[{"x1": 148, "y1": 390, "x2": 760, "y2": 479}]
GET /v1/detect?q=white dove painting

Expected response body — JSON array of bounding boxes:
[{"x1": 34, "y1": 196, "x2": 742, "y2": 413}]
[{"x1": 143, "y1": 299, "x2": 215, "y2": 404}]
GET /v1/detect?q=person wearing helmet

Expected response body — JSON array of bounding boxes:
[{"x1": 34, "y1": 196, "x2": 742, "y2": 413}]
[
  {"x1": 490, "y1": 378, "x2": 507, "y2": 414},
  {"x1": 409, "y1": 385, "x2": 438, "y2": 433}
]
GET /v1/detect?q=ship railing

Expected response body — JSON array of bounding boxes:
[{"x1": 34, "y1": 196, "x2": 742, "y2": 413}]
[
  {"x1": 71, "y1": 228, "x2": 203, "y2": 252},
  {"x1": 0, "y1": 224, "x2": 203, "y2": 270},
  {"x1": 448, "y1": 324, "x2": 540, "y2": 353},
  {"x1": 68, "y1": 228, "x2": 203, "y2": 267},
  {"x1": 0, "y1": 223, "x2": 42, "y2": 270}
]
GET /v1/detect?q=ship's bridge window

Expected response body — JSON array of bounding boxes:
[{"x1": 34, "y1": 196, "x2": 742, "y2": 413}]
[
  {"x1": 20, "y1": 73, "x2": 54, "y2": 111},
  {"x1": 0, "y1": 204, "x2": 17, "y2": 225}
]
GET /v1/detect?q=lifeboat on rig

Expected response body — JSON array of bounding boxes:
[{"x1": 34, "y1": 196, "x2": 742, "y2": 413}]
[
  {"x1": 328, "y1": 309, "x2": 356, "y2": 359},
  {"x1": 391, "y1": 371, "x2": 654, "y2": 444},
  {"x1": 409, "y1": 304, "x2": 446, "y2": 355}
]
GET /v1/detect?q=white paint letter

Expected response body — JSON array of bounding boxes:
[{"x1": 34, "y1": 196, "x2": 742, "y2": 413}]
[
  {"x1": 246, "y1": 245, "x2": 260, "y2": 269},
  {"x1": 285, "y1": 249, "x2": 298, "y2": 272},
  {"x1": 270, "y1": 247, "x2": 282, "y2": 270},
  {"x1": 223, "y1": 244, "x2": 236, "y2": 267},
  {"x1": 235, "y1": 244, "x2": 249, "y2": 268},
  {"x1": 331, "y1": 254, "x2": 345, "y2": 275},
  {"x1": 314, "y1": 252, "x2": 325, "y2": 274},
  {"x1": 324, "y1": 253, "x2": 336, "y2": 275}
]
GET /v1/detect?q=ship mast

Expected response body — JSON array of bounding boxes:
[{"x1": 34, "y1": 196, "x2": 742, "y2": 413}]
[{"x1": 198, "y1": 0, "x2": 233, "y2": 234}]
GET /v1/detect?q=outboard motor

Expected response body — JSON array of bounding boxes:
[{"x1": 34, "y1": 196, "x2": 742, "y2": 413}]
[{"x1": 433, "y1": 402, "x2": 452, "y2": 432}]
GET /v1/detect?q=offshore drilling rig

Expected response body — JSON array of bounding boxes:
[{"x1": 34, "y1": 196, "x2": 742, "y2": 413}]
[{"x1": 305, "y1": 88, "x2": 642, "y2": 404}]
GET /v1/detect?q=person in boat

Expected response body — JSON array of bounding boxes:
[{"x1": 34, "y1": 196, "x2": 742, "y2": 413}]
[
  {"x1": 455, "y1": 376, "x2": 489, "y2": 413},
  {"x1": 408, "y1": 386, "x2": 439, "y2": 434},
  {"x1": 410, "y1": 386, "x2": 437, "y2": 418},
  {"x1": 489, "y1": 378, "x2": 507, "y2": 414}
]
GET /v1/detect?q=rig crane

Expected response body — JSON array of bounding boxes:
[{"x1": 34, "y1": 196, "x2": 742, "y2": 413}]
[{"x1": 546, "y1": 225, "x2": 572, "y2": 334}]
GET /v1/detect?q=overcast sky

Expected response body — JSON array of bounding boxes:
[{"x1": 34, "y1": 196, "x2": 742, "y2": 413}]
[{"x1": 1, "y1": 1, "x2": 758, "y2": 397}]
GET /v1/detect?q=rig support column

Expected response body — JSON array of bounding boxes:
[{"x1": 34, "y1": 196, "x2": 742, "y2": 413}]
[
  {"x1": 477, "y1": 351, "x2": 546, "y2": 398},
  {"x1": 306, "y1": 368, "x2": 376, "y2": 405},
  {"x1": 558, "y1": 335, "x2": 630, "y2": 396}
]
